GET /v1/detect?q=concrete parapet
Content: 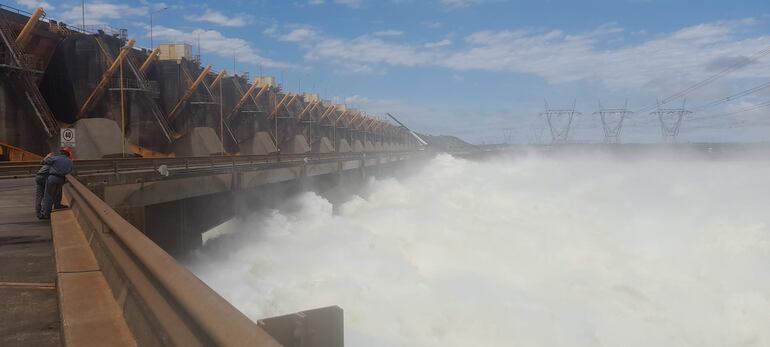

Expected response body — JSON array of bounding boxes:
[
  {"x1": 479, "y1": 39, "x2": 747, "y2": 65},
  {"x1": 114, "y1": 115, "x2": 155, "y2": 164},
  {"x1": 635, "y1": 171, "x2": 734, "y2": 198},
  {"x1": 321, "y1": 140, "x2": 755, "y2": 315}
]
[
  {"x1": 313, "y1": 137, "x2": 335, "y2": 153},
  {"x1": 70, "y1": 118, "x2": 127, "y2": 159},
  {"x1": 364, "y1": 141, "x2": 375, "y2": 152},
  {"x1": 374, "y1": 142, "x2": 383, "y2": 152},
  {"x1": 240, "y1": 131, "x2": 277, "y2": 155},
  {"x1": 172, "y1": 127, "x2": 223, "y2": 157},
  {"x1": 337, "y1": 139, "x2": 352, "y2": 153},
  {"x1": 282, "y1": 135, "x2": 311, "y2": 154},
  {"x1": 352, "y1": 140, "x2": 364, "y2": 152}
]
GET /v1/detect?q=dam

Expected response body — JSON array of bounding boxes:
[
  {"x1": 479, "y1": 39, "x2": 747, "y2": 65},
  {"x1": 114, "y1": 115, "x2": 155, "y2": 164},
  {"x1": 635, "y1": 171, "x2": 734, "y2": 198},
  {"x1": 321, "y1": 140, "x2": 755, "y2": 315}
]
[
  {"x1": 2, "y1": 2, "x2": 769, "y2": 347},
  {"x1": 0, "y1": 4, "x2": 425, "y2": 346}
]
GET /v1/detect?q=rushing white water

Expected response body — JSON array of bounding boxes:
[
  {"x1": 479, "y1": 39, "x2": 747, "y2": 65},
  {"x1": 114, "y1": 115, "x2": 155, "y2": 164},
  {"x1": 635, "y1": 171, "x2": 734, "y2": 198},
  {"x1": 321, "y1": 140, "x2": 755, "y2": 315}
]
[{"x1": 189, "y1": 152, "x2": 770, "y2": 347}]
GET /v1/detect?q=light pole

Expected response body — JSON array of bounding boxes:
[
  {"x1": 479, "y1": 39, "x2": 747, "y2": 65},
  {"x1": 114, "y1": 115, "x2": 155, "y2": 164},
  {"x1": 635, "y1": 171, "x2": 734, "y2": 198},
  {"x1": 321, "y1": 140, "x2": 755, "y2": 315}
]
[
  {"x1": 233, "y1": 44, "x2": 246, "y2": 76},
  {"x1": 149, "y1": 7, "x2": 168, "y2": 49},
  {"x1": 81, "y1": 0, "x2": 85, "y2": 31}
]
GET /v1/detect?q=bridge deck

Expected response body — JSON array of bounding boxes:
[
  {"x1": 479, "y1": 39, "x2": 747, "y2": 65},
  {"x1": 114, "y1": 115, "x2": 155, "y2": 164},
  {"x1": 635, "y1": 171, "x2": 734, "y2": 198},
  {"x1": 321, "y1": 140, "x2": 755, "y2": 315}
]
[{"x1": 0, "y1": 178, "x2": 60, "y2": 346}]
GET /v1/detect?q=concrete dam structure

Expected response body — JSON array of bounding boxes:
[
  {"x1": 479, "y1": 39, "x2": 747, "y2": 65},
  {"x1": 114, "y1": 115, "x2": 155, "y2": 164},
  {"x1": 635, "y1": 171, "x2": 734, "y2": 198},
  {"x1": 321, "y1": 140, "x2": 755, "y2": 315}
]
[
  {"x1": 0, "y1": 4, "x2": 423, "y2": 346},
  {"x1": 0, "y1": 6, "x2": 417, "y2": 158}
]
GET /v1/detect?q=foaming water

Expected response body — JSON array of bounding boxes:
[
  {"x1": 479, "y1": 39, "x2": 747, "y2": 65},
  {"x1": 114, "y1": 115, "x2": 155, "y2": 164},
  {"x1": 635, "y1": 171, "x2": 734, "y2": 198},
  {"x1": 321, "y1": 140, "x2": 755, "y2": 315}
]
[{"x1": 189, "y1": 152, "x2": 770, "y2": 347}]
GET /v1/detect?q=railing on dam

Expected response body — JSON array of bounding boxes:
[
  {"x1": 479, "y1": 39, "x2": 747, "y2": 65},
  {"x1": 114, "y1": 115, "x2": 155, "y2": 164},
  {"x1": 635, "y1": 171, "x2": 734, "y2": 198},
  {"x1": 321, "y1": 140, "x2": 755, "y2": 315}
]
[
  {"x1": 58, "y1": 174, "x2": 283, "y2": 346},
  {"x1": 0, "y1": 151, "x2": 415, "y2": 180}
]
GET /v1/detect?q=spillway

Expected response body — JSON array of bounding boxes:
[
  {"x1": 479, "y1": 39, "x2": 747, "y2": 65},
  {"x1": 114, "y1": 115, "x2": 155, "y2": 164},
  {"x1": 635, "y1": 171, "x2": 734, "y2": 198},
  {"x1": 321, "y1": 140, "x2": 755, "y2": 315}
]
[{"x1": 188, "y1": 150, "x2": 770, "y2": 347}]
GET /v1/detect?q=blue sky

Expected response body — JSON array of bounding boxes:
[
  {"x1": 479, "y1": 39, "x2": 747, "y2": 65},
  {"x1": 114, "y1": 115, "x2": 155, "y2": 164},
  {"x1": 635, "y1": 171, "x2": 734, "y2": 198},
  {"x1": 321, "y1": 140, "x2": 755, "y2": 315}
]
[{"x1": 15, "y1": 0, "x2": 770, "y2": 143}]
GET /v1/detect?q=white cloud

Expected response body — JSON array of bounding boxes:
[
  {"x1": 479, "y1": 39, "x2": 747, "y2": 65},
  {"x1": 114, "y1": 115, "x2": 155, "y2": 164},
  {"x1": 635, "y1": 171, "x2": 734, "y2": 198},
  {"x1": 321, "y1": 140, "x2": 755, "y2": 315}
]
[
  {"x1": 334, "y1": 94, "x2": 518, "y2": 142},
  {"x1": 60, "y1": 2, "x2": 147, "y2": 25},
  {"x1": 15, "y1": 0, "x2": 54, "y2": 10},
  {"x1": 443, "y1": 20, "x2": 770, "y2": 90},
  {"x1": 278, "y1": 27, "x2": 320, "y2": 43},
  {"x1": 185, "y1": 9, "x2": 252, "y2": 27},
  {"x1": 425, "y1": 39, "x2": 452, "y2": 48},
  {"x1": 137, "y1": 0, "x2": 169, "y2": 11},
  {"x1": 334, "y1": 0, "x2": 363, "y2": 8},
  {"x1": 372, "y1": 30, "x2": 404, "y2": 37},
  {"x1": 151, "y1": 26, "x2": 293, "y2": 69},
  {"x1": 271, "y1": 19, "x2": 770, "y2": 91},
  {"x1": 439, "y1": 0, "x2": 483, "y2": 9},
  {"x1": 301, "y1": 0, "x2": 361, "y2": 7},
  {"x1": 269, "y1": 27, "x2": 436, "y2": 73}
]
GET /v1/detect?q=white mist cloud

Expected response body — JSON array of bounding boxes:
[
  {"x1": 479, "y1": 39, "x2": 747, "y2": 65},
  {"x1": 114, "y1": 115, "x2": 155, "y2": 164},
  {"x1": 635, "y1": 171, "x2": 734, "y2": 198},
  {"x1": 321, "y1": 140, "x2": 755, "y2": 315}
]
[{"x1": 190, "y1": 152, "x2": 770, "y2": 347}]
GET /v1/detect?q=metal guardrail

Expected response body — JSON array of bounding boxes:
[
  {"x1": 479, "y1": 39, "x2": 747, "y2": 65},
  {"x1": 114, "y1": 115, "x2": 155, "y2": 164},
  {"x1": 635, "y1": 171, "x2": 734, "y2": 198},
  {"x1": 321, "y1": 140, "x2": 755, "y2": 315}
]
[
  {"x1": 108, "y1": 78, "x2": 159, "y2": 93},
  {"x1": 0, "y1": 151, "x2": 416, "y2": 180},
  {"x1": 0, "y1": 142, "x2": 43, "y2": 161},
  {"x1": 1, "y1": 3, "x2": 92, "y2": 36},
  {"x1": 64, "y1": 174, "x2": 282, "y2": 346}
]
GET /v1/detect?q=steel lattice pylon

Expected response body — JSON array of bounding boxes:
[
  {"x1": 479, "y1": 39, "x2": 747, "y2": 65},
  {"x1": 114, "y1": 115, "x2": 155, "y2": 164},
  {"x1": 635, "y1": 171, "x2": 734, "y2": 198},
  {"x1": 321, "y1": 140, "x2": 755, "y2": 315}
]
[
  {"x1": 594, "y1": 100, "x2": 633, "y2": 144},
  {"x1": 540, "y1": 100, "x2": 581, "y2": 144},
  {"x1": 650, "y1": 100, "x2": 692, "y2": 143}
]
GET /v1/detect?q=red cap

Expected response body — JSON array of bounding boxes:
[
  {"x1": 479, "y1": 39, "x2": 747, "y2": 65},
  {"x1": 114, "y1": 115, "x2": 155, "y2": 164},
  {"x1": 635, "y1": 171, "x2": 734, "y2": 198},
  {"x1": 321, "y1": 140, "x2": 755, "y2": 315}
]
[{"x1": 59, "y1": 147, "x2": 74, "y2": 159}]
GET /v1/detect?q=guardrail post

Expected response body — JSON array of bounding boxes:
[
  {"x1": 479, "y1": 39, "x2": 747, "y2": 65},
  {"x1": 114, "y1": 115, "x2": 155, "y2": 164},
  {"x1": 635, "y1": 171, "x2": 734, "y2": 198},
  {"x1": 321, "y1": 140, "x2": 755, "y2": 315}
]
[{"x1": 359, "y1": 153, "x2": 366, "y2": 181}]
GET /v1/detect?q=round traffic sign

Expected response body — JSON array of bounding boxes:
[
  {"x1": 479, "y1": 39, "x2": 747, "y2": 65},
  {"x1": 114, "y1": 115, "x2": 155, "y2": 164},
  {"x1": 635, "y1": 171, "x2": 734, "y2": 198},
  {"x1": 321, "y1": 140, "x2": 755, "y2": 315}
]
[{"x1": 62, "y1": 129, "x2": 74, "y2": 142}]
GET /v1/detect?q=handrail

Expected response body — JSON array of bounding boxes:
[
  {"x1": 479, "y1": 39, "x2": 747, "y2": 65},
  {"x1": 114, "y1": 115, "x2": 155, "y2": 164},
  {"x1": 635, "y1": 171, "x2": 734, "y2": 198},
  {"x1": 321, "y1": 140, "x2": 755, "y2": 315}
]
[
  {"x1": 0, "y1": 3, "x2": 92, "y2": 36},
  {"x1": 64, "y1": 175, "x2": 281, "y2": 346},
  {"x1": 0, "y1": 142, "x2": 43, "y2": 161},
  {"x1": 0, "y1": 150, "x2": 416, "y2": 179}
]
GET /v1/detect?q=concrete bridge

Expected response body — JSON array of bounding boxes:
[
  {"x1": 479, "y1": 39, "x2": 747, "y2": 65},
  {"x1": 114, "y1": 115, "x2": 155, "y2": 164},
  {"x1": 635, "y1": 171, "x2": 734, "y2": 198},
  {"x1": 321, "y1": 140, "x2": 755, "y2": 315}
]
[{"x1": 0, "y1": 150, "x2": 420, "y2": 346}]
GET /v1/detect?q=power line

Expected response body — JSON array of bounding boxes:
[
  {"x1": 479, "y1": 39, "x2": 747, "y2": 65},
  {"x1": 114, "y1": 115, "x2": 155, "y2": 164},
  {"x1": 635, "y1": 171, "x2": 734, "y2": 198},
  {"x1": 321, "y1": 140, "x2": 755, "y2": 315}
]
[
  {"x1": 635, "y1": 45, "x2": 770, "y2": 113},
  {"x1": 690, "y1": 80, "x2": 770, "y2": 112},
  {"x1": 688, "y1": 100, "x2": 770, "y2": 123}
]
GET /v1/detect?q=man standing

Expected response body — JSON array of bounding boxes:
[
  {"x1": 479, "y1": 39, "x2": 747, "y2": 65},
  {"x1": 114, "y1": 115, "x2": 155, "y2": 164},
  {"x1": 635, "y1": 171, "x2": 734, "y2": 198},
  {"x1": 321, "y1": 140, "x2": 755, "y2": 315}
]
[
  {"x1": 34, "y1": 153, "x2": 52, "y2": 217},
  {"x1": 39, "y1": 147, "x2": 74, "y2": 219}
]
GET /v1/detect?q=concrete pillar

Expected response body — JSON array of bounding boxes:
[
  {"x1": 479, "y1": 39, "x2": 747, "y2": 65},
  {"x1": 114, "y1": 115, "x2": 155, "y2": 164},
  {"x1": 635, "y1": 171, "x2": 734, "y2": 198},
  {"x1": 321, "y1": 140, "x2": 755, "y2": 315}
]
[{"x1": 143, "y1": 192, "x2": 235, "y2": 257}]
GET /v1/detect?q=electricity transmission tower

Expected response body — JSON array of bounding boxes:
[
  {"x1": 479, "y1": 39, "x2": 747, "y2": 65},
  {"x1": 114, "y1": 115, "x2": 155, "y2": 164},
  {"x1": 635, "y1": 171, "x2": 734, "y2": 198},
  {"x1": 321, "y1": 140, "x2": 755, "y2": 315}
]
[
  {"x1": 502, "y1": 127, "x2": 515, "y2": 144},
  {"x1": 594, "y1": 100, "x2": 633, "y2": 144},
  {"x1": 530, "y1": 123, "x2": 546, "y2": 144},
  {"x1": 650, "y1": 100, "x2": 692, "y2": 143},
  {"x1": 541, "y1": 100, "x2": 581, "y2": 144}
]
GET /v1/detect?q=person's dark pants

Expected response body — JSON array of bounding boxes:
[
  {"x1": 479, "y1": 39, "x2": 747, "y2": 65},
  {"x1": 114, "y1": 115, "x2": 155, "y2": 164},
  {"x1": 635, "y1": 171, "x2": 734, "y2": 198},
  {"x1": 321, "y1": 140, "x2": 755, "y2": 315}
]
[
  {"x1": 41, "y1": 175, "x2": 65, "y2": 218},
  {"x1": 34, "y1": 174, "x2": 47, "y2": 216}
]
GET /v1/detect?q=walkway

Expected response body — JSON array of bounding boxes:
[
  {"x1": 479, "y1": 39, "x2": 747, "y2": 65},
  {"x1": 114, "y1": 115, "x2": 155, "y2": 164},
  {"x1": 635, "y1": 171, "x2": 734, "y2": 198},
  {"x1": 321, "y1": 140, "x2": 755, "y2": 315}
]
[{"x1": 0, "y1": 178, "x2": 60, "y2": 346}]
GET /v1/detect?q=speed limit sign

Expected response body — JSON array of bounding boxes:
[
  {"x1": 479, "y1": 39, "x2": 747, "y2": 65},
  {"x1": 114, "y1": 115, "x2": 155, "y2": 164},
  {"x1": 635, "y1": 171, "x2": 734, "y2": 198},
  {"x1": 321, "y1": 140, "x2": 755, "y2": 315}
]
[{"x1": 60, "y1": 128, "x2": 76, "y2": 147}]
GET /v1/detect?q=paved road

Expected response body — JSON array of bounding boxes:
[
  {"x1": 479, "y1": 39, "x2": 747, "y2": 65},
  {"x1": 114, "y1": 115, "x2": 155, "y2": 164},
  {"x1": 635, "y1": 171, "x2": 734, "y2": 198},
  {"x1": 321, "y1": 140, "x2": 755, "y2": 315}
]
[{"x1": 0, "y1": 178, "x2": 60, "y2": 346}]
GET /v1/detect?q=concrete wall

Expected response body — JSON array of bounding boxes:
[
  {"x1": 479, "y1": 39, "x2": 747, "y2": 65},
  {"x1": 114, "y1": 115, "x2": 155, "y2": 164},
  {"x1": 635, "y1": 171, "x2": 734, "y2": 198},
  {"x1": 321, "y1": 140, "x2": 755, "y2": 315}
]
[{"x1": 100, "y1": 153, "x2": 417, "y2": 256}]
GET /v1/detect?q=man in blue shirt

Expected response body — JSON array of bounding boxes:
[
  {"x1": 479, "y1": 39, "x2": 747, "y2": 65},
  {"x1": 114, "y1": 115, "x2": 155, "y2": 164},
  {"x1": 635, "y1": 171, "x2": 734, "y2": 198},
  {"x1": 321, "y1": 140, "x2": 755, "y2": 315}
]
[
  {"x1": 34, "y1": 156, "x2": 51, "y2": 217},
  {"x1": 39, "y1": 147, "x2": 74, "y2": 219}
]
